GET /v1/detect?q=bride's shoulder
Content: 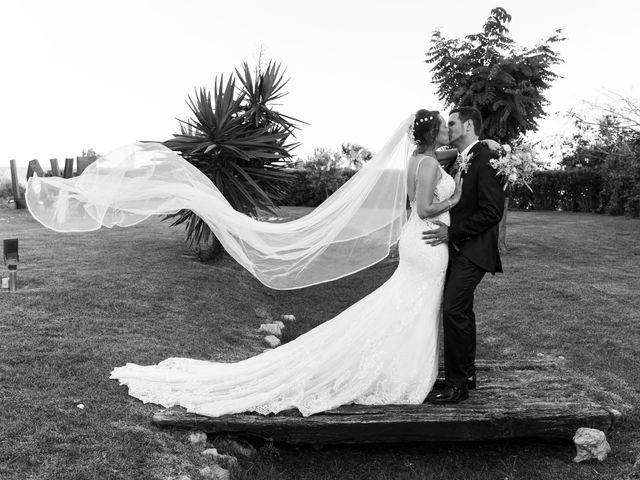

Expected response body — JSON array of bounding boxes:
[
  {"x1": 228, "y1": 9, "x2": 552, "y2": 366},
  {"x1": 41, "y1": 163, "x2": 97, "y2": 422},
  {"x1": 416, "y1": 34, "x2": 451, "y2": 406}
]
[
  {"x1": 410, "y1": 154, "x2": 438, "y2": 176},
  {"x1": 412, "y1": 153, "x2": 438, "y2": 167},
  {"x1": 411, "y1": 150, "x2": 437, "y2": 160}
]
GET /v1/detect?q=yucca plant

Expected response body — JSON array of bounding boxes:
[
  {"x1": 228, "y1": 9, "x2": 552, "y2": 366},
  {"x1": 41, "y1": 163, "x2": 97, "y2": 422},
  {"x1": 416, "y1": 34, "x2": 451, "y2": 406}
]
[{"x1": 162, "y1": 60, "x2": 304, "y2": 260}]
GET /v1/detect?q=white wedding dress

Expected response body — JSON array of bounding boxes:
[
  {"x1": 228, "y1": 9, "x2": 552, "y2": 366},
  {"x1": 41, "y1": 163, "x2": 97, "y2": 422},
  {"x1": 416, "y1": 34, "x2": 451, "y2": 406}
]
[{"x1": 110, "y1": 161, "x2": 455, "y2": 417}]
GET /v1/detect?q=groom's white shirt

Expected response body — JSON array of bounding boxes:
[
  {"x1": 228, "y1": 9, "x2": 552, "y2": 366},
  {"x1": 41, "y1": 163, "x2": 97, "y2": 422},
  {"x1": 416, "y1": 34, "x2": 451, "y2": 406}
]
[{"x1": 459, "y1": 140, "x2": 479, "y2": 159}]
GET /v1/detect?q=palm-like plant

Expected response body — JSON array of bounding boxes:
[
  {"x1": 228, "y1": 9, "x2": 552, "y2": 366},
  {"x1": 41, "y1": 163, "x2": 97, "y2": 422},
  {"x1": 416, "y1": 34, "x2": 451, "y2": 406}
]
[{"x1": 162, "y1": 61, "x2": 304, "y2": 259}]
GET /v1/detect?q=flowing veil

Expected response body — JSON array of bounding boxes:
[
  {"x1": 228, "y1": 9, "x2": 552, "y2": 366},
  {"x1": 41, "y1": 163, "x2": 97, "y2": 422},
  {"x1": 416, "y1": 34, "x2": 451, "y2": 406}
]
[{"x1": 26, "y1": 115, "x2": 415, "y2": 290}]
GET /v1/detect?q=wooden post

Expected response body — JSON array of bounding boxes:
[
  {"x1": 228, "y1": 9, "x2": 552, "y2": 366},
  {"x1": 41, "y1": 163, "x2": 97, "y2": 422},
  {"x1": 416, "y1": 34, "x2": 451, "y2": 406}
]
[
  {"x1": 50, "y1": 158, "x2": 61, "y2": 177},
  {"x1": 63, "y1": 158, "x2": 74, "y2": 178},
  {"x1": 76, "y1": 155, "x2": 96, "y2": 175},
  {"x1": 9, "y1": 159, "x2": 21, "y2": 202},
  {"x1": 26, "y1": 159, "x2": 45, "y2": 179},
  {"x1": 9, "y1": 159, "x2": 28, "y2": 209}
]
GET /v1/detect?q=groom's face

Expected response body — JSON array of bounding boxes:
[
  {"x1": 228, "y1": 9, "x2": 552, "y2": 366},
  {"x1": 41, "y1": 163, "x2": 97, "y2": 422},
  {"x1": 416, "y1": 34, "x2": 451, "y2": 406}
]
[{"x1": 447, "y1": 113, "x2": 464, "y2": 144}]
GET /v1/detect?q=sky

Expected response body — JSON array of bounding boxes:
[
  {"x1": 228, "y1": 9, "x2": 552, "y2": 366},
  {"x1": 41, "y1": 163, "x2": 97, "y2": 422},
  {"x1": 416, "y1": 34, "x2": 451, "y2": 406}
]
[{"x1": 1, "y1": 0, "x2": 639, "y2": 168}]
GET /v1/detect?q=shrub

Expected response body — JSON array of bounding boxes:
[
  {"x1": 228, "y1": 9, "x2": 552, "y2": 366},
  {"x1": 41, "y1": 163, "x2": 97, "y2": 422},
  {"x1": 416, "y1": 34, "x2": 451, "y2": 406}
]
[
  {"x1": 0, "y1": 178, "x2": 25, "y2": 200},
  {"x1": 602, "y1": 151, "x2": 640, "y2": 217},
  {"x1": 279, "y1": 148, "x2": 358, "y2": 207},
  {"x1": 509, "y1": 169, "x2": 605, "y2": 213},
  {"x1": 281, "y1": 167, "x2": 356, "y2": 207},
  {"x1": 562, "y1": 169, "x2": 606, "y2": 213}
]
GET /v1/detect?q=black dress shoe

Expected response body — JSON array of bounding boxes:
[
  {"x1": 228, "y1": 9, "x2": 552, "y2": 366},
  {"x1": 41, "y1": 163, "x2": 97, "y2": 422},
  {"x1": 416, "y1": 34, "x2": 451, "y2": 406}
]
[
  {"x1": 428, "y1": 385, "x2": 469, "y2": 404},
  {"x1": 433, "y1": 375, "x2": 477, "y2": 390}
]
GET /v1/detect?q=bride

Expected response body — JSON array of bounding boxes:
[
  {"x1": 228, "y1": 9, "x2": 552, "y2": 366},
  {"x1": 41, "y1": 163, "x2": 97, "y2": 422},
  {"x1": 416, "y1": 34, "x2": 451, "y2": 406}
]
[{"x1": 26, "y1": 109, "x2": 463, "y2": 417}]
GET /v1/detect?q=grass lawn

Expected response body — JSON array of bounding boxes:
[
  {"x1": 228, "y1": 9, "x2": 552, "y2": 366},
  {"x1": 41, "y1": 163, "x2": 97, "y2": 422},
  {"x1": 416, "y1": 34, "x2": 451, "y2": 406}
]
[{"x1": 0, "y1": 206, "x2": 639, "y2": 480}]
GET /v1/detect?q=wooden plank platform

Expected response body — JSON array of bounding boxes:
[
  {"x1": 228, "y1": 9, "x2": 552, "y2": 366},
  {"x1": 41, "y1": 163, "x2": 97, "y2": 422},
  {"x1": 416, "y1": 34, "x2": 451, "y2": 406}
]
[{"x1": 152, "y1": 359, "x2": 629, "y2": 444}]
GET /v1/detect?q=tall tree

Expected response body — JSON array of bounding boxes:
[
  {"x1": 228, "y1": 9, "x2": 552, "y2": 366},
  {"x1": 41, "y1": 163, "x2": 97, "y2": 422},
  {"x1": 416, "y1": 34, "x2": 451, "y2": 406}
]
[
  {"x1": 426, "y1": 7, "x2": 565, "y2": 249},
  {"x1": 163, "y1": 61, "x2": 304, "y2": 260}
]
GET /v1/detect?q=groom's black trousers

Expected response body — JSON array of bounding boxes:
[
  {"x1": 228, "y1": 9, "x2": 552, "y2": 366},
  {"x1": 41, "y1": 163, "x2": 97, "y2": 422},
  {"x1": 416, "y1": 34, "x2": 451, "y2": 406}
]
[{"x1": 442, "y1": 249, "x2": 486, "y2": 388}]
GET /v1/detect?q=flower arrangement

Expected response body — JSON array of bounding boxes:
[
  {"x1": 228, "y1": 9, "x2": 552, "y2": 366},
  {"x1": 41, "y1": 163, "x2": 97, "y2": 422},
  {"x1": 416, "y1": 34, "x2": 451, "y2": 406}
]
[{"x1": 490, "y1": 139, "x2": 540, "y2": 192}]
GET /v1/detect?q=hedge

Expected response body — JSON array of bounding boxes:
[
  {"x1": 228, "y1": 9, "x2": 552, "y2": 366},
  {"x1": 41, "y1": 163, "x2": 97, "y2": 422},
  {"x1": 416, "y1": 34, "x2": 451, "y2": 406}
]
[
  {"x1": 280, "y1": 168, "x2": 357, "y2": 207},
  {"x1": 509, "y1": 169, "x2": 606, "y2": 213}
]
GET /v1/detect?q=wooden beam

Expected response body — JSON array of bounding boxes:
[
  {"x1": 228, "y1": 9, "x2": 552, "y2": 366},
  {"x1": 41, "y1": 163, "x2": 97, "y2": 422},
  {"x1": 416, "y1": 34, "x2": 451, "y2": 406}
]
[
  {"x1": 151, "y1": 359, "x2": 630, "y2": 444},
  {"x1": 49, "y1": 158, "x2": 61, "y2": 177},
  {"x1": 153, "y1": 402, "x2": 624, "y2": 444},
  {"x1": 63, "y1": 158, "x2": 74, "y2": 178}
]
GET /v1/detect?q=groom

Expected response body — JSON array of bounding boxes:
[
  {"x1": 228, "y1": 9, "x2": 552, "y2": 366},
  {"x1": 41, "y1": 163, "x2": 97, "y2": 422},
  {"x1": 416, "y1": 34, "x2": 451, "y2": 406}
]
[{"x1": 423, "y1": 106, "x2": 504, "y2": 403}]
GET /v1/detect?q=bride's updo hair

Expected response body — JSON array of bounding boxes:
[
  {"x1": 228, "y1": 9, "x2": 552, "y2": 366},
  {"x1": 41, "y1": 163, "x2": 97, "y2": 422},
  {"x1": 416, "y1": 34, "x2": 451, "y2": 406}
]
[{"x1": 411, "y1": 109, "x2": 442, "y2": 152}]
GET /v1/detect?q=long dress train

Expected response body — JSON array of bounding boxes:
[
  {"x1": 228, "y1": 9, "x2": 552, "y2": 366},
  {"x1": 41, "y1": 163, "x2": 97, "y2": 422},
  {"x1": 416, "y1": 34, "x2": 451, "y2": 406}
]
[{"x1": 110, "y1": 166, "x2": 455, "y2": 417}]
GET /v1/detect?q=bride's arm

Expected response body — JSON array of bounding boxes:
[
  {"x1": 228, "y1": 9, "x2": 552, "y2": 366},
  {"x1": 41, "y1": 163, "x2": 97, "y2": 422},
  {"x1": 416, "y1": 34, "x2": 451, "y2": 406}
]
[
  {"x1": 436, "y1": 140, "x2": 501, "y2": 155},
  {"x1": 435, "y1": 148, "x2": 457, "y2": 170},
  {"x1": 415, "y1": 156, "x2": 461, "y2": 219},
  {"x1": 481, "y1": 139, "x2": 501, "y2": 151}
]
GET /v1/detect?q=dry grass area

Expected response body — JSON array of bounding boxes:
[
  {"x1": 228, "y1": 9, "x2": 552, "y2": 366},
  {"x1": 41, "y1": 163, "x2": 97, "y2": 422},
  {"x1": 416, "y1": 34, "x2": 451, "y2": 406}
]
[{"x1": 0, "y1": 206, "x2": 638, "y2": 479}]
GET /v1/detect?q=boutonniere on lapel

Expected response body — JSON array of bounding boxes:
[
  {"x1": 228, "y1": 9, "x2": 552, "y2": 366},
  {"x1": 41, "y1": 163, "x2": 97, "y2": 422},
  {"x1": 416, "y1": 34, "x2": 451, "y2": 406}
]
[{"x1": 455, "y1": 152, "x2": 475, "y2": 175}]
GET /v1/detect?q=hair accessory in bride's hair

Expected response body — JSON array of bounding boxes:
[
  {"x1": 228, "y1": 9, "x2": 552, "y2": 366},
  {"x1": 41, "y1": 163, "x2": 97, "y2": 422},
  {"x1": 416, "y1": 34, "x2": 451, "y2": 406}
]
[{"x1": 410, "y1": 109, "x2": 440, "y2": 147}]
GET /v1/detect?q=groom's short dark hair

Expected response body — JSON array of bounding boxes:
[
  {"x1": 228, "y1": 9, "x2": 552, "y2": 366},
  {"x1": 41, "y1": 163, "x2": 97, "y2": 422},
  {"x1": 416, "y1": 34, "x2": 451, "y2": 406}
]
[{"x1": 450, "y1": 106, "x2": 482, "y2": 136}]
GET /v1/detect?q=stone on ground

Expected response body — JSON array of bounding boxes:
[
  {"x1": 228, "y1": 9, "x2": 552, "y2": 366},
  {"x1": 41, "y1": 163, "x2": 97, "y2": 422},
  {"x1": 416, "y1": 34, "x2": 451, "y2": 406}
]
[
  {"x1": 281, "y1": 314, "x2": 296, "y2": 322},
  {"x1": 264, "y1": 335, "x2": 281, "y2": 348},
  {"x1": 188, "y1": 431, "x2": 207, "y2": 445},
  {"x1": 202, "y1": 448, "x2": 238, "y2": 468},
  {"x1": 199, "y1": 465, "x2": 230, "y2": 480},
  {"x1": 259, "y1": 323, "x2": 282, "y2": 337},
  {"x1": 573, "y1": 427, "x2": 611, "y2": 462}
]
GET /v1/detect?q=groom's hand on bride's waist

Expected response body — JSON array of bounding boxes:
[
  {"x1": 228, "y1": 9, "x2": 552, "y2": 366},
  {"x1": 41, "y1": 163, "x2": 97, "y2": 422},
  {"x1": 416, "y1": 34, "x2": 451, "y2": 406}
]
[{"x1": 422, "y1": 221, "x2": 449, "y2": 246}]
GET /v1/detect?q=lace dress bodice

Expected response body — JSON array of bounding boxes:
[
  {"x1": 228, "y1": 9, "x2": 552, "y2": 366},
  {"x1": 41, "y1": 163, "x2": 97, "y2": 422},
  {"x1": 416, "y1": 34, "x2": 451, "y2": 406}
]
[{"x1": 408, "y1": 158, "x2": 456, "y2": 227}]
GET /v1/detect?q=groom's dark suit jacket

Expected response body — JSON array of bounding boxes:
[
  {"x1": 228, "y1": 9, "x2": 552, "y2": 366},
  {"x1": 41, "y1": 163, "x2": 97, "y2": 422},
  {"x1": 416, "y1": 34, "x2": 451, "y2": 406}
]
[{"x1": 448, "y1": 142, "x2": 505, "y2": 274}]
